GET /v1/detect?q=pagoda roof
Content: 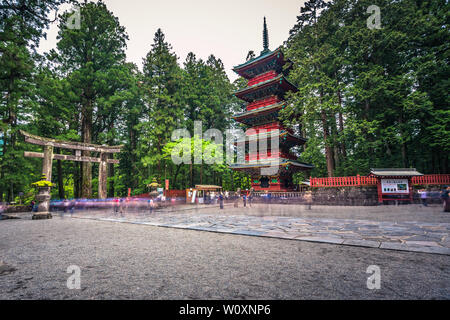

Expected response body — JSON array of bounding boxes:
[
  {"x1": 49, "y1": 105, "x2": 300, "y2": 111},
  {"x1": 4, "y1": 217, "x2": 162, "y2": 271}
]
[
  {"x1": 233, "y1": 47, "x2": 283, "y2": 71},
  {"x1": 234, "y1": 74, "x2": 297, "y2": 102},
  {"x1": 232, "y1": 101, "x2": 285, "y2": 121},
  {"x1": 233, "y1": 47, "x2": 293, "y2": 80}
]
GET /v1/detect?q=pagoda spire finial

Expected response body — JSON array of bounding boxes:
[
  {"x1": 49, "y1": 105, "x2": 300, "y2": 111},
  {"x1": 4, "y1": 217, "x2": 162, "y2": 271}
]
[{"x1": 262, "y1": 17, "x2": 270, "y2": 54}]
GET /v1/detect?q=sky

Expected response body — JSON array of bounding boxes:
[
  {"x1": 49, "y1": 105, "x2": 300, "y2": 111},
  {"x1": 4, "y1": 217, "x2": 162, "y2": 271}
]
[{"x1": 38, "y1": 0, "x2": 307, "y2": 81}]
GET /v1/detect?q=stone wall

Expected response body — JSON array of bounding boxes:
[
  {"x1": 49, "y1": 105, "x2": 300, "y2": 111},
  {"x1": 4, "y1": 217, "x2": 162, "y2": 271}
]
[
  {"x1": 311, "y1": 186, "x2": 379, "y2": 206},
  {"x1": 251, "y1": 186, "x2": 379, "y2": 206},
  {"x1": 4, "y1": 205, "x2": 31, "y2": 213}
]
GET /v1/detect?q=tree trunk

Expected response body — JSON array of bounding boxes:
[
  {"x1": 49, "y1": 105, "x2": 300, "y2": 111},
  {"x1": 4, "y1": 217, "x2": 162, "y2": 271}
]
[
  {"x1": 108, "y1": 160, "x2": 115, "y2": 197},
  {"x1": 320, "y1": 91, "x2": 334, "y2": 177},
  {"x1": 56, "y1": 148, "x2": 65, "y2": 199},
  {"x1": 74, "y1": 160, "x2": 80, "y2": 199},
  {"x1": 337, "y1": 89, "x2": 347, "y2": 159},
  {"x1": 399, "y1": 114, "x2": 408, "y2": 168},
  {"x1": 81, "y1": 100, "x2": 93, "y2": 198},
  {"x1": 200, "y1": 163, "x2": 203, "y2": 184}
]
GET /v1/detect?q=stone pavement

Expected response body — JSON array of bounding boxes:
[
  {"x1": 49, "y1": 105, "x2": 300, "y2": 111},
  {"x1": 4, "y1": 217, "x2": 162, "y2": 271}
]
[{"x1": 72, "y1": 210, "x2": 450, "y2": 255}]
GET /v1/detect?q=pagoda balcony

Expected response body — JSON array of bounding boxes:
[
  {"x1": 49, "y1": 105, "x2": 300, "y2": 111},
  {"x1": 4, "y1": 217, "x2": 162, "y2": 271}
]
[
  {"x1": 246, "y1": 122, "x2": 293, "y2": 135},
  {"x1": 247, "y1": 70, "x2": 278, "y2": 87},
  {"x1": 245, "y1": 151, "x2": 297, "y2": 162},
  {"x1": 246, "y1": 95, "x2": 281, "y2": 111},
  {"x1": 235, "y1": 129, "x2": 307, "y2": 148},
  {"x1": 234, "y1": 74, "x2": 298, "y2": 103}
]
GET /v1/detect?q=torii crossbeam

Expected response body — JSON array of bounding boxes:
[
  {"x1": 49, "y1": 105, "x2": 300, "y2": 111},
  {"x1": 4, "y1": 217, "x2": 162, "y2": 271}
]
[{"x1": 20, "y1": 130, "x2": 122, "y2": 199}]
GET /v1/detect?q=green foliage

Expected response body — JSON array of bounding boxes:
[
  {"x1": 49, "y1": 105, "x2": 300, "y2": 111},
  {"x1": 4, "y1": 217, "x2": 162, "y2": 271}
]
[
  {"x1": 283, "y1": 0, "x2": 449, "y2": 177},
  {"x1": 31, "y1": 180, "x2": 53, "y2": 188}
]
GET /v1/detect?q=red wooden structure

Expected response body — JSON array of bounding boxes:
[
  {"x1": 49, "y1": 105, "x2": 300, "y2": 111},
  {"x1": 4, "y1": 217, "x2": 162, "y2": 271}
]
[
  {"x1": 309, "y1": 169, "x2": 448, "y2": 204},
  {"x1": 229, "y1": 18, "x2": 313, "y2": 191}
]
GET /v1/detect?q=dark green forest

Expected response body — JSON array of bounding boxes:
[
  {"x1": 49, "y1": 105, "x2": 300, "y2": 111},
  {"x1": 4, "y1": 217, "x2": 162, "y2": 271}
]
[{"x1": 0, "y1": 0, "x2": 448, "y2": 202}]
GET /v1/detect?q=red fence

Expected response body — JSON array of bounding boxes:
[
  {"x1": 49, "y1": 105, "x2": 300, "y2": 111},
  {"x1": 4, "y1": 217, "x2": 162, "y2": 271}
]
[
  {"x1": 310, "y1": 174, "x2": 450, "y2": 188},
  {"x1": 164, "y1": 189, "x2": 186, "y2": 198},
  {"x1": 412, "y1": 174, "x2": 450, "y2": 185},
  {"x1": 310, "y1": 175, "x2": 377, "y2": 187}
]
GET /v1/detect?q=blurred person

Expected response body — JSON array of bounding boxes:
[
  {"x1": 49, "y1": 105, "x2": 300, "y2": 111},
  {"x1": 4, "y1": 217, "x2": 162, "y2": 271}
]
[
  {"x1": 420, "y1": 189, "x2": 428, "y2": 207},
  {"x1": 304, "y1": 191, "x2": 312, "y2": 210},
  {"x1": 119, "y1": 198, "x2": 125, "y2": 217},
  {"x1": 234, "y1": 188, "x2": 241, "y2": 208},
  {"x1": 70, "y1": 199, "x2": 75, "y2": 216},
  {"x1": 441, "y1": 186, "x2": 450, "y2": 212},
  {"x1": 148, "y1": 198, "x2": 155, "y2": 214},
  {"x1": 113, "y1": 198, "x2": 119, "y2": 215},
  {"x1": 63, "y1": 198, "x2": 69, "y2": 213},
  {"x1": 219, "y1": 192, "x2": 224, "y2": 209}
]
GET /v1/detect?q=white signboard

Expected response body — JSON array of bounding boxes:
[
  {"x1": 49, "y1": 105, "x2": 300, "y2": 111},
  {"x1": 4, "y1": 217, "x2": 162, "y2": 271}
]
[{"x1": 381, "y1": 179, "x2": 409, "y2": 194}]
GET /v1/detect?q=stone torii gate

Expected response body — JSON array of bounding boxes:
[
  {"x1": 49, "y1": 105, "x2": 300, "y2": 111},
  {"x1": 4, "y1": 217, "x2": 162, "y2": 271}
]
[{"x1": 20, "y1": 130, "x2": 122, "y2": 199}]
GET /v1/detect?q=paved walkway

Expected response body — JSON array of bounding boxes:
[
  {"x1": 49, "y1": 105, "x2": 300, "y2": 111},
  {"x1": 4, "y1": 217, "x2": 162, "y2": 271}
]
[{"x1": 72, "y1": 211, "x2": 450, "y2": 255}]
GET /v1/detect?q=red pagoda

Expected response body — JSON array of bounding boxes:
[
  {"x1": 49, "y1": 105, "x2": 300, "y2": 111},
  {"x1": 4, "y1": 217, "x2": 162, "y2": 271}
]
[{"x1": 230, "y1": 18, "x2": 313, "y2": 191}]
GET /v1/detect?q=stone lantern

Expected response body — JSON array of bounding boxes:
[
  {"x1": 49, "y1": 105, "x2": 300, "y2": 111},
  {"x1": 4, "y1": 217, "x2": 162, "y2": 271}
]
[
  {"x1": 147, "y1": 178, "x2": 160, "y2": 198},
  {"x1": 31, "y1": 174, "x2": 53, "y2": 220}
]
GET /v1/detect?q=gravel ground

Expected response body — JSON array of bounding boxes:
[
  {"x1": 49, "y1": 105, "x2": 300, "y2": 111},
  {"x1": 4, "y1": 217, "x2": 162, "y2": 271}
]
[{"x1": 0, "y1": 216, "x2": 449, "y2": 299}]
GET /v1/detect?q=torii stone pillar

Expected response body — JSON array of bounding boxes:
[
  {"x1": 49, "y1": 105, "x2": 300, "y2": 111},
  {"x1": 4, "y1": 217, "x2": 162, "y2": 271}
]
[
  {"x1": 42, "y1": 145, "x2": 54, "y2": 181},
  {"x1": 98, "y1": 153, "x2": 108, "y2": 199}
]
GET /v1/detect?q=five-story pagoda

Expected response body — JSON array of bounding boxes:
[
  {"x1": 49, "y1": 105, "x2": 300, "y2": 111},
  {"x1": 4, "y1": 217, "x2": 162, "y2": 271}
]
[{"x1": 230, "y1": 18, "x2": 313, "y2": 191}]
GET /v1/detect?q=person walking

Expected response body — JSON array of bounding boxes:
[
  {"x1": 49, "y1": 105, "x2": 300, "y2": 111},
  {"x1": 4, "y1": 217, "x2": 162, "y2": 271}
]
[
  {"x1": 243, "y1": 193, "x2": 247, "y2": 207},
  {"x1": 441, "y1": 186, "x2": 450, "y2": 212},
  {"x1": 148, "y1": 198, "x2": 154, "y2": 214},
  {"x1": 219, "y1": 192, "x2": 224, "y2": 209},
  {"x1": 63, "y1": 198, "x2": 69, "y2": 213},
  {"x1": 420, "y1": 189, "x2": 428, "y2": 207},
  {"x1": 248, "y1": 188, "x2": 254, "y2": 208},
  {"x1": 69, "y1": 199, "x2": 75, "y2": 216},
  {"x1": 119, "y1": 198, "x2": 125, "y2": 217},
  {"x1": 304, "y1": 191, "x2": 312, "y2": 210},
  {"x1": 113, "y1": 198, "x2": 119, "y2": 215},
  {"x1": 234, "y1": 188, "x2": 240, "y2": 208}
]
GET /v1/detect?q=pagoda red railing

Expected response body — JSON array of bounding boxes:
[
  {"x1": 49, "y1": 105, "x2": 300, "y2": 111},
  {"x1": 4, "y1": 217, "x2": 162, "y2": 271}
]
[
  {"x1": 310, "y1": 174, "x2": 450, "y2": 187},
  {"x1": 246, "y1": 96, "x2": 280, "y2": 111},
  {"x1": 247, "y1": 70, "x2": 277, "y2": 87},
  {"x1": 246, "y1": 151, "x2": 296, "y2": 161},
  {"x1": 245, "y1": 122, "x2": 284, "y2": 134}
]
